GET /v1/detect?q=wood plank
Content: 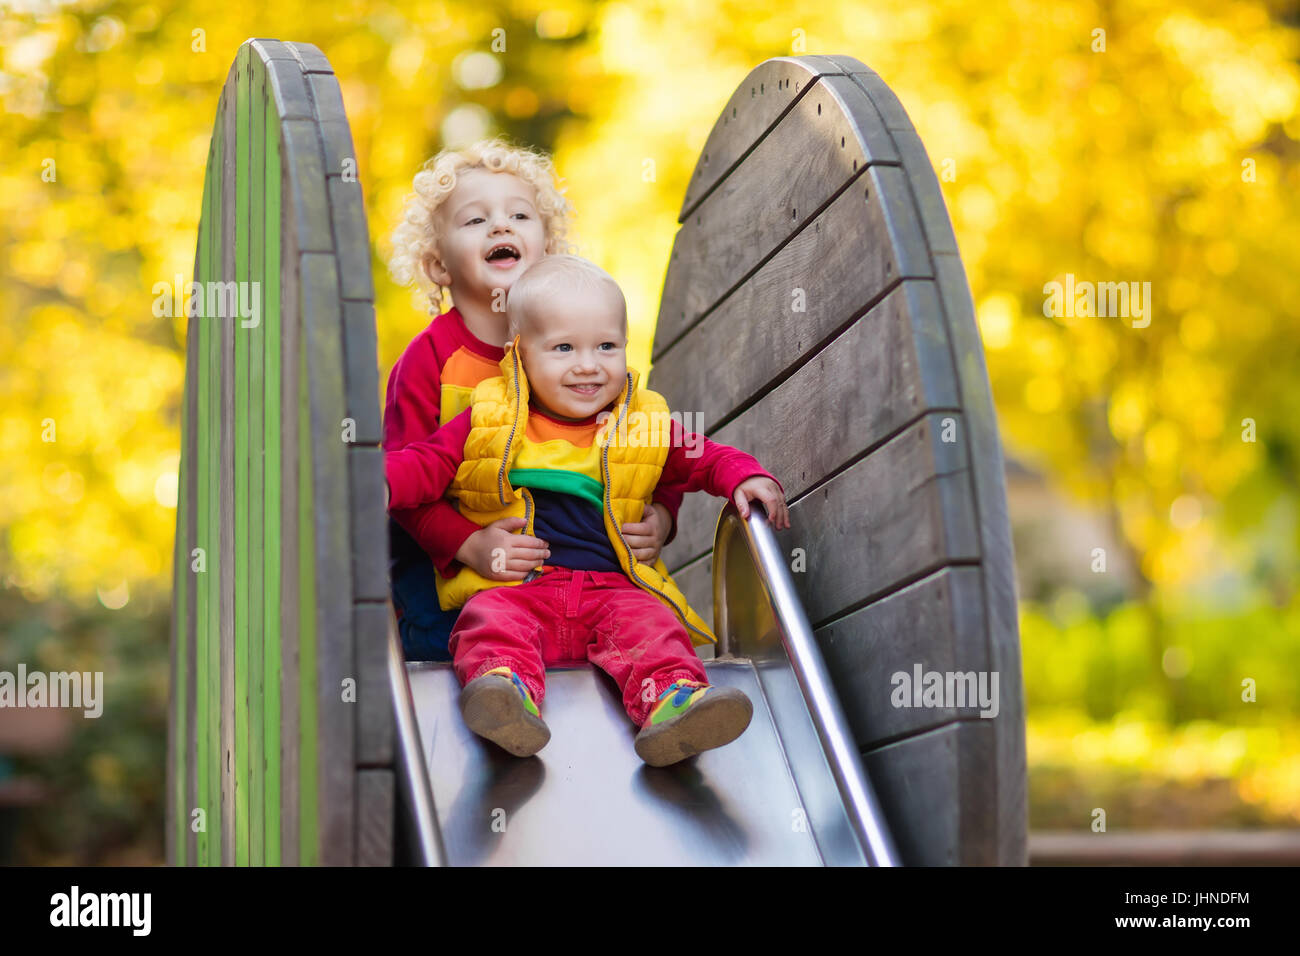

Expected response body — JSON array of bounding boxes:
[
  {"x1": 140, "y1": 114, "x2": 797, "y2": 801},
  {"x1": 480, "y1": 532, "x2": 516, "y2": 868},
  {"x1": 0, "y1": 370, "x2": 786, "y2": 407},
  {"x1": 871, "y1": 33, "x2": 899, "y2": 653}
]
[
  {"x1": 671, "y1": 413, "x2": 978, "y2": 629},
  {"x1": 196, "y1": 132, "x2": 214, "y2": 868},
  {"x1": 278, "y1": 121, "x2": 301, "y2": 867},
  {"x1": 233, "y1": 42, "x2": 250, "y2": 868},
  {"x1": 650, "y1": 172, "x2": 903, "y2": 425},
  {"x1": 307, "y1": 74, "x2": 355, "y2": 171},
  {"x1": 264, "y1": 56, "x2": 313, "y2": 121},
  {"x1": 355, "y1": 769, "x2": 394, "y2": 866},
  {"x1": 287, "y1": 41, "x2": 333, "y2": 74},
  {"x1": 301, "y1": 250, "x2": 356, "y2": 866},
  {"x1": 296, "y1": 341, "x2": 316, "y2": 865},
  {"x1": 655, "y1": 74, "x2": 899, "y2": 358},
  {"x1": 262, "y1": 86, "x2": 284, "y2": 866},
  {"x1": 167, "y1": 240, "x2": 195, "y2": 866},
  {"x1": 838, "y1": 58, "x2": 1025, "y2": 861},
  {"x1": 670, "y1": 551, "x2": 712, "y2": 643},
  {"x1": 248, "y1": 50, "x2": 267, "y2": 868},
  {"x1": 348, "y1": 446, "x2": 386, "y2": 602},
  {"x1": 185, "y1": 270, "x2": 199, "y2": 868},
  {"x1": 328, "y1": 177, "x2": 374, "y2": 302},
  {"x1": 830, "y1": 61, "x2": 914, "y2": 133},
  {"x1": 211, "y1": 105, "x2": 225, "y2": 867},
  {"x1": 354, "y1": 601, "x2": 393, "y2": 766},
  {"x1": 678, "y1": 57, "x2": 834, "y2": 219},
  {"x1": 817, "y1": 567, "x2": 992, "y2": 747},
  {"x1": 780, "y1": 413, "x2": 978, "y2": 624},
  {"x1": 341, "y1": 300, "x2": 381, "y2": 447},
  {"x1": 281, "y1": 119, "x2": 332, "y2": 253},
  {"x1": 647, "y1": 53, "x2": 1026, "y2": 869},
  {"x1": 660, "y1": 281, "x2": 960, "y2": 567},
  {"x1": 250, "y1": 38, "x2": 299, "y2": 62},
  {"x1": 861, "y1": 720, "x2": 999, "y2": 865},
  {"x1": 933, "y1": 250, "x2": 1026, "y2": 866},
  {"x1": 219, "y1": 69, "x2": 237, "y2": 867}
]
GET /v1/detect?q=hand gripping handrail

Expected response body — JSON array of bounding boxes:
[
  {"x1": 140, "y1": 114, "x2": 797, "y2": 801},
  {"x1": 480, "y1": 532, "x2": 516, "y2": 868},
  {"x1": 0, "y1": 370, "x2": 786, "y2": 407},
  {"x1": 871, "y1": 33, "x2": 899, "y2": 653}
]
[{"x1": 713, "y1": 502, "x2": 902, "y2": 867}]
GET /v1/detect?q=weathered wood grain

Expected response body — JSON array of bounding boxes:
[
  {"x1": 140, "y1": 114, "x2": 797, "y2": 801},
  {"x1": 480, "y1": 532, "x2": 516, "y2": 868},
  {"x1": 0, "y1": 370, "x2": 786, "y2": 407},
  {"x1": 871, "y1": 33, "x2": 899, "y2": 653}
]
[
  {"x1": 649, "y1": 170, "x2": 909, "y2": 427},
  {"x1": 861, "y1": 720, "x2": 999, "y2": 865},
  {"x1": 301, "y1": 250, "x2": 356, "y2": 866},
  {"x1": 651, "y1": 52, "x2": 1027, "y2": 867},
  {"x1": 655, "y1": 74, "x2": 899, "y2": 357},
  {"x1": 678, "y1": 57, "x2": 833, "y2": 219},
  {"x1": 247, "y1": 46, "x2": 267, "y2": 869},
  {"x1": 660, "y1": 285, "x2": 961, "y2": 568},
  {"x1": 219, "y1": 68, "x2": 237, "y2": 868},
  {"x1": 356, "y1": 769, "x2": 394, "y2": 867}
]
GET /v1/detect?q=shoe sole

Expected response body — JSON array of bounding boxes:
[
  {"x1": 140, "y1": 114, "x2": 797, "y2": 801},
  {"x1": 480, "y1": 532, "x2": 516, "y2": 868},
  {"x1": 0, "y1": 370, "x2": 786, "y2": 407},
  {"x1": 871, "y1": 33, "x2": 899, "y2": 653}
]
[
  {"x1": 634, "y1": 687, "x2": 753, "y2": 767},
  {"x1": 459, "y1": 677, "x2": 551, "y2": 757}
]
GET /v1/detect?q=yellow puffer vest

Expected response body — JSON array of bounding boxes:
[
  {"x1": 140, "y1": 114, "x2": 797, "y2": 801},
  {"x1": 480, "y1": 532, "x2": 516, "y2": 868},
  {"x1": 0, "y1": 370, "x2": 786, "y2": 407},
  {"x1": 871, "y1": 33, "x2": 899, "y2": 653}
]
[{"x1": 434, "y1": 338, "x2": 717, "y2": 646}]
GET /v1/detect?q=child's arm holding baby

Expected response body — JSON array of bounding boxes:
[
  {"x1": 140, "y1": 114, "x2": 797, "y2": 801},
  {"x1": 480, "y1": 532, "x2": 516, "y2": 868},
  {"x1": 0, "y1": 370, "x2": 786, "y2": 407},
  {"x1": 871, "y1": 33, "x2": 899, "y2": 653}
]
[
  {"x1": 387, "y1": 419, "x2": 681, "y2": 572},
  {"x1": 386, "y1": 408, "x2": 681, "y2": 576},
  {"x1": 384, "y1": 409, "x2": 472, "y2": 511},
  {"x1": 384, "y1": 348, "x2": 556, "y2": 580},
  {"x1": 386, "y1": 408, "x2": 549, "y2": 581}
]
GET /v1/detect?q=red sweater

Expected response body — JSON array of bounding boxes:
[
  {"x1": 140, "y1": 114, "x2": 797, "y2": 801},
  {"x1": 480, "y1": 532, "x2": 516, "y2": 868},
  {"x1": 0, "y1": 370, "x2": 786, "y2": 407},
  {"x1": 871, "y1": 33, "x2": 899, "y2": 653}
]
[{"x1": 383, "y1": 307, "x2": 689, "y2": 575}]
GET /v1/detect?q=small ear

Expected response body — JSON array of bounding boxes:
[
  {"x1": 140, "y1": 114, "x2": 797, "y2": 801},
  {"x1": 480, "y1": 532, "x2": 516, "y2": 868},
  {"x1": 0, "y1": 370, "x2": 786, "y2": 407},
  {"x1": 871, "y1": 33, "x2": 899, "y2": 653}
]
[{"x1": 422, "y1": 251, "x2": 451, "y2": 288}]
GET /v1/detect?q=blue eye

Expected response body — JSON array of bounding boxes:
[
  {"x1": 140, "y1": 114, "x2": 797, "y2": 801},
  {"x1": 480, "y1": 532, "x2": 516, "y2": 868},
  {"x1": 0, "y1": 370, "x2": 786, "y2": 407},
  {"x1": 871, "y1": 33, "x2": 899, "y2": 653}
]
[{"x1": 556, "y1": 343, "x2": 572, "y2": 352}]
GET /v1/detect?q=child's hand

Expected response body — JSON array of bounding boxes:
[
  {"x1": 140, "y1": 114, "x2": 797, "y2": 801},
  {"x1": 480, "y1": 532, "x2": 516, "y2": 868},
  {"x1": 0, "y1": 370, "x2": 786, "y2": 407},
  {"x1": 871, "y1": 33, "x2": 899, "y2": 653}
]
[
  {"x1": 733, "y1": 477, "x2": 789, "y2": 530},
  {"x1": 455, "y1": 517, "x2": 551, "y2": 581},
  {"x1": 622, "y1": 503, "x2": 671, "y2": 564}
]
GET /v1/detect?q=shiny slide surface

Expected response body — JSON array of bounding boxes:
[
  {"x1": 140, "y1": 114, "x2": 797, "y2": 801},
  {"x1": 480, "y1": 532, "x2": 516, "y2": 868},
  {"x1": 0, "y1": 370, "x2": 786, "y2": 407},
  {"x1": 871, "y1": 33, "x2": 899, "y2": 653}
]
[{"x1": 390, "y1": 505, "x2": 899, "y2": 866}]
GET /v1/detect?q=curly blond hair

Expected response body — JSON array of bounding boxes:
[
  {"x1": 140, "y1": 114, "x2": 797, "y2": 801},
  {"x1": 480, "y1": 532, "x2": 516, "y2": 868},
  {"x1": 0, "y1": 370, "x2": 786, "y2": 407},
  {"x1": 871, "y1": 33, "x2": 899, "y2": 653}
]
[{"x1": 388, "y1": 137, "x2": 575, "y2": 315}]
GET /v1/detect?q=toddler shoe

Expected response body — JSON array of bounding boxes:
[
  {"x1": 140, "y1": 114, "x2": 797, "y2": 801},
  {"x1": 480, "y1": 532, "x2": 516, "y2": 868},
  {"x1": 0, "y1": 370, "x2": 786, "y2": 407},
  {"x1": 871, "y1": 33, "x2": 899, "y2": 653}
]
[
  {"x1": 633, "y1": 679, "x2": 753, "y2": 767},
  {"x1": 459, "y1": 666, "x2": 550, "y2": 757}
]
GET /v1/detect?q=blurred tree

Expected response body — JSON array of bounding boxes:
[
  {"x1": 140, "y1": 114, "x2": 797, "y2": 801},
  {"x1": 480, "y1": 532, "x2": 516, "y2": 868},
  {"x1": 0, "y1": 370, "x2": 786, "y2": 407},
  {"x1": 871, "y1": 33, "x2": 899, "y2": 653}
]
[{"x1": 3, "y1": 0, "x2": 1300, "y2": 856}]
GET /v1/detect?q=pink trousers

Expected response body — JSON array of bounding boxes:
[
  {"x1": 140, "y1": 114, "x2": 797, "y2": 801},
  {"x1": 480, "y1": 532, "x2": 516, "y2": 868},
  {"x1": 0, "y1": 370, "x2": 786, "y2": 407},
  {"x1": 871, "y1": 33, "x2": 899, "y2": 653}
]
[{"x1": 447, "y1": 566, "x2": 709, "y2": 727}]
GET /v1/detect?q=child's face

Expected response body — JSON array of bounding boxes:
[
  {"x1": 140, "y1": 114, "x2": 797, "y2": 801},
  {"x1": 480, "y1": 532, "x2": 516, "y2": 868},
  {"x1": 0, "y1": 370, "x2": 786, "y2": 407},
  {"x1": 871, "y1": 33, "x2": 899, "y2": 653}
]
[
  {"x1": 426, "y1": 168, "x2": 547, "y2": 304},
  {"x1": 516, "y1": 286, "x2": 628, "y2": 422}
]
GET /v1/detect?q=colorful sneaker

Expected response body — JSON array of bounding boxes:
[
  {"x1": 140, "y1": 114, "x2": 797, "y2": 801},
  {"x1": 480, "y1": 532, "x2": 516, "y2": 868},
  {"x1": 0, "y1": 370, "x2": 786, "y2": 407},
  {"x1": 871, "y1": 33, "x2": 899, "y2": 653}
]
[
  {"x1": 459, "y1": 666, "x2": 550, "y2": 757},
  {"x1": 633, "y1": 679, "x2": 753, "y2": 767}
]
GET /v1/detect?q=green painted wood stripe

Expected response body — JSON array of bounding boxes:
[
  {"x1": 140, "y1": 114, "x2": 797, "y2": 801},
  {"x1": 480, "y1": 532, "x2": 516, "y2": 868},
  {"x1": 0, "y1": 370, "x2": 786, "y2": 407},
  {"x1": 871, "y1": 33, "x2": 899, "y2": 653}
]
[
  {"x1": 248, "y1": 55, "x2": 266, "y2": 869},
  {"x1": 234, "y1": 56, "x2": 250, "y2": 868},
  {"x1": 298, "y1": 341, "x2": 318, "y2": 866},
  {"x1": 195, "y1": 140, "x2": 212, "y2": 869},
  {"x1": 220, "y1": 66, "x2": 239, "y2": 868},
  {"x1": 263, "y1": 92, "x2": 282, "y2": 867},
  {"x1": 207, "y1": 116, "x2": 223, "y2": 866},
  {"x1": 173, "y1": 274, "x2": 191, "y2": 870}
]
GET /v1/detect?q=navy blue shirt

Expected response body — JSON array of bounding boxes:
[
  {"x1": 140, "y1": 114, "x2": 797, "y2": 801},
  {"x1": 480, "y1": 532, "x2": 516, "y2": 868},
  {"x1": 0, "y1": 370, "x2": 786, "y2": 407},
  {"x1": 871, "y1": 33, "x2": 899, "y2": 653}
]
[{"x1": 528, "y1": 487, "x2": 622, "y2": 572}]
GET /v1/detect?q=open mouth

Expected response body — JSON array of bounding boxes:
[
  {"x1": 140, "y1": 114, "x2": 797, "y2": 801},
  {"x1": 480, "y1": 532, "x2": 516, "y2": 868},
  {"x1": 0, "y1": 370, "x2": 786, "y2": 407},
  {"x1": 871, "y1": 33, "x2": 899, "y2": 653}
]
[
  {"x1": 567, "y1": 384, "x2": 603, "y2": 395},
  {"x1": 485, "y1": 242, "x2": 521, "y2": 265}
]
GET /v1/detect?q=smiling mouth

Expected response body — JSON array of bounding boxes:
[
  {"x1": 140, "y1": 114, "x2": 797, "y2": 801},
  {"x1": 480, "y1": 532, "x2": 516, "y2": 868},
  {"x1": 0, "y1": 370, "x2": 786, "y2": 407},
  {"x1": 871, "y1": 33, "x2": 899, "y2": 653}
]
[
  {"x1": 567, "y1": 384, "x2": 603, "y2": 395},
  {"x1": 485, "y1": 243, "x2": 521, "y2": 264}
]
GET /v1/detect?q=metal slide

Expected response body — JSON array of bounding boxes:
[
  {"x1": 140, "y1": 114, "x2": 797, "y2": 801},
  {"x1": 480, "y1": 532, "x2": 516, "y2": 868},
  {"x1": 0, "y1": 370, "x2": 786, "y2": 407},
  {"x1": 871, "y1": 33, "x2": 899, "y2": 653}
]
[{"x1": 388, "y1": 504, "x2": 900, "y2": 866}]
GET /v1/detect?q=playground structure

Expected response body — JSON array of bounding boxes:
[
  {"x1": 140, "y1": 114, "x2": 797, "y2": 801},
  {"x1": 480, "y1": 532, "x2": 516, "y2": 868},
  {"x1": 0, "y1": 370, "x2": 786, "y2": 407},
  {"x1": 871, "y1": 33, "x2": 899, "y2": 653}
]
[{"x1": 168, "y1": 41, "x2": 1026, "y2": 865}]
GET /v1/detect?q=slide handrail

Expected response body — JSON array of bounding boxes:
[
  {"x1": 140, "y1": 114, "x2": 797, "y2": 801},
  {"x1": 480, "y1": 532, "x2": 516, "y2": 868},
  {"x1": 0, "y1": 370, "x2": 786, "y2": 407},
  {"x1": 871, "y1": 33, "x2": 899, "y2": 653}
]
[
  {"x1": 713, "y1": 502, "x2": 901, "y2": 867},
  {"x1": 387, "y1": 610, "x2": 446, "y2": 867}
]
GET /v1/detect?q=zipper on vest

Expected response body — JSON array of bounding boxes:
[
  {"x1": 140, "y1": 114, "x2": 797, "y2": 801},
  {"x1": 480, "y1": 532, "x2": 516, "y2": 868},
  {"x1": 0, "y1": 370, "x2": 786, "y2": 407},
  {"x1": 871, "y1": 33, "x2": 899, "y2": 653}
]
[
  {"x1": 501, "y1": 355, "x2": 538, "y2": 572},
  {"x1": 602, "y1": 376, "x2": 712, "y2": 644},
  {"x1": 498, "y1": 347, "x2": 524, "y2": 507}
]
